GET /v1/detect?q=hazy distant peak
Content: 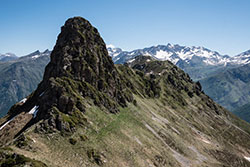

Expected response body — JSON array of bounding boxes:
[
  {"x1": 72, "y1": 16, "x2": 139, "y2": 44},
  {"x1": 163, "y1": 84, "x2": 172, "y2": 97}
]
[
  {"x1": 106, "y1": 44, "x2": 116, "y2": 49},
  {"x1": 0, "y1": 53, "x2": 17, "y2": 62},
  {"x1": 43, "y1": 49, "x2": 50, "y2": 54}
]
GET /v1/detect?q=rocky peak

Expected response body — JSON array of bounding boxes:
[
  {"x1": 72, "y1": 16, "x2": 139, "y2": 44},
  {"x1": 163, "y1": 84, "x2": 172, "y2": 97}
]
[
  {"x1": 36, "y1": 17, "x2": 133, "y2": 114},
  {"x1": 44, "y1": 17, "x2": 114, "y2": 83},
  {"x1": 43, "y1": 49, "x2": 50, "y2": 54},
  {"x1": 6, "y1": 17, "x2": 133, "y2": 135},
  {"x1": 30, "y1": 50, "x2": 41, "y2": 56},
  {"x1": 0, "y1": 53, "x2": 18, "y2": 62}
]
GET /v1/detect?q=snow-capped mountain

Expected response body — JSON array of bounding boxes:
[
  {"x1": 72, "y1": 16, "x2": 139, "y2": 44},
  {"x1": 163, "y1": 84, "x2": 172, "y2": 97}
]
[
  {"x1": 229, "y1": 49, "x2": 250, "y2": 65},
  {"x1": 107, "y1": 44, "x2": 123, "y2": 58},
  {"x1": 0, "y1": 53, "x2": 18, "y2": 62},
  {"x1": 0, "y1": 50, "x2": 51, "y2": 62},
  {"x1": 107, "y1": 44, "x2": 250, "y2": 80},
  {"x1": 107, "y1": 44, "x2": 250, "y2": 67},
  {"x1": 107, "y1": 44, "x2": 231, "y2": 65},
  {"x1": 19, "y1": 49, "x2": 51, "y2": 60}
]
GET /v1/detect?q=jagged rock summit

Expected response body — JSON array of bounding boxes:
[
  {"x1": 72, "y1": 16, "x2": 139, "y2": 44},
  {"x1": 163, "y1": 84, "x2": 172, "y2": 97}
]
[
  {"x1": 3, "y1": 17, "x2": 133, "y2": 140},
  {"x1": 44, "y1": 17, "x2": 130, "y2": 101},
  {"x1": 44, "y1": 17, "x2": 114, "y2": 81},
  {"x1": 38, "y1": 17, "x2": 132, "y2": 112}
]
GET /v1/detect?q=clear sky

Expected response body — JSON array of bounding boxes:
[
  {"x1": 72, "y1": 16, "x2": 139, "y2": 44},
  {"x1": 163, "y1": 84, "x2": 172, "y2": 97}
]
[{"x1": 0, "y1": 0, "x2": 250, "y2": 56}]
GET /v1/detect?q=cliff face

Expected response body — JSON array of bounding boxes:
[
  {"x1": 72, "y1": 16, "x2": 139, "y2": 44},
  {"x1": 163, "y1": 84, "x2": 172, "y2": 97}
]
[{"x1": 0, "y1": 17, "x2": 250, "y2": 167}]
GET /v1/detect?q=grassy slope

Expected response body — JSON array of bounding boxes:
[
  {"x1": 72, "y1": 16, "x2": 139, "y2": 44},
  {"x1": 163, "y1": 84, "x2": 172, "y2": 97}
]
[{"x1": 6, "y1": 95, "x2": 250, "y2": 167}]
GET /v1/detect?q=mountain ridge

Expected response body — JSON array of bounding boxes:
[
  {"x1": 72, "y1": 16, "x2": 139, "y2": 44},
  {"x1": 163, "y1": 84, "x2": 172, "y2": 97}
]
[
  {"x1": 108, "y1": 44, "x2": 250, "y2": 80},
  {"x1": 0, "y1": 17, "x2": 250, "y2": 167},
  {"x1": 0, "y1": 53, "x2": 18, "y2": 62},
  {"x1": 108, "y1": 44, "x2": 250, "y2": 65}
]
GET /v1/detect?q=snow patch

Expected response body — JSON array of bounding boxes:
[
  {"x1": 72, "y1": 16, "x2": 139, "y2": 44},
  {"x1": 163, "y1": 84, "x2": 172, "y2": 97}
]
[
  {"x1": 107, "y1": 44, "x2": 115, "y2": 49},
  {"x1": 28, "y1": 106, "x2": 39, "y2": 118},
  {"x1": 112, "y1": 53, "x2": 120, "y2": 58},
  {"x1": 154, "y1": 50, "x2": 173, "y2": 60},
  {"x1": 63, "y1": 65, "x2": 68, "y2": 70},
  {"x1": 127, "y1": 58, "x2": 135, "y2": 63},
  {"x1": 128, "y1": 51, "x2": 135, "y2": 56},
  {"x1": 32, "y1": 138, "x2": 36, "y2": 143},
  {"x1": 31, "y1": 55, "x2": 40, "y2": 59},
  {"x1": 0, "y1": 116, "x2": 16, "y2": 131},
  {"x1": 20, "y1": 98, "x2": 27, "y2": 103},
  {"x1": 114, "y1": 57, "x2": 121, "y2": 61},
  {"x1": 244, "y1": 156, "x2": 250, "y2": 162}
]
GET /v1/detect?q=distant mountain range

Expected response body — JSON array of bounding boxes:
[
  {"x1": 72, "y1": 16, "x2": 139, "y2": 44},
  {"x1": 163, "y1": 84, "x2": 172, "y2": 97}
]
[
  {"x1": 0, "y1": 53, "x2": 18, "y2": 62},
  {"x1": 0, "y1": 50, "x2": 50, "y2": 117},
  {"x1": 108, "y1": 44, "x2": 250, "y2": 66},
  {"x1": 108, "y1": 44, "x2": 250, "y2": 80}
]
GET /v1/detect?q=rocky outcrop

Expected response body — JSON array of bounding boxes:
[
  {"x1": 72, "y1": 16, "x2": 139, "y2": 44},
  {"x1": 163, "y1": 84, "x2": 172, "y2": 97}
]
[{"x1": 6, "y1": 17, "x2": 134, "y2": 134}]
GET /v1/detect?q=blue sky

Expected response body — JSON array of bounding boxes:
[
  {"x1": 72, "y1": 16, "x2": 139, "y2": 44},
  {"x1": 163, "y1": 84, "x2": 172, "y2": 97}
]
[{"x1": 0, "y1": 0, "x2": 250, "y2": 56}]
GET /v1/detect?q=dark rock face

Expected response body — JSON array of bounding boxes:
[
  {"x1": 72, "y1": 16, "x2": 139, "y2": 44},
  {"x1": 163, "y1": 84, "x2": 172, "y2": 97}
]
[
  {"x1": 43, "y1": 17, "x2": 115, "y2": 83},
  {"x1": 39, "y1": 17, "x2": 134, "y2": 112},
  {"x1": 8, "y1": 17, "x2": 133, "y2": 132}
]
